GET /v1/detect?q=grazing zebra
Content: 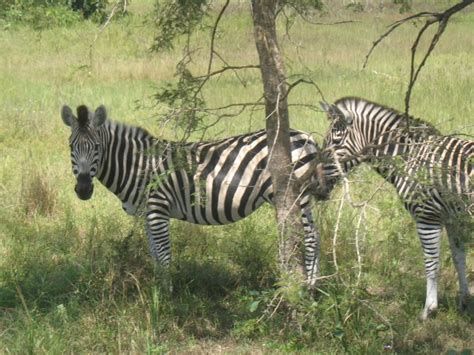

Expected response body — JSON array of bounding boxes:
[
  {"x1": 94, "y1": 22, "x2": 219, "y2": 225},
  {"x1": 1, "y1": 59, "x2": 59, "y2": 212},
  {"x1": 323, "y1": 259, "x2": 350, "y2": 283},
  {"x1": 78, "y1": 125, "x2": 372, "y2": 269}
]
[
  {"x1": 61, "y1": 104, "x2": 327, "y2": 285},
  {"x1": 318, "y1": 97, "x2": 473, "y2": 320}
]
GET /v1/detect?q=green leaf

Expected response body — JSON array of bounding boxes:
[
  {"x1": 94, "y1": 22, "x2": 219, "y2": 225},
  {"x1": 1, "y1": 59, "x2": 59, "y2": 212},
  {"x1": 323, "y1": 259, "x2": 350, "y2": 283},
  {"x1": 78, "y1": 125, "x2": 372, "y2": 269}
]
[
  {"x1": 249, "y1": 300, "x2": 260, "y2": 313},
  {"x1": 333, "y1": 324, "x2": 344, "y2": 340}
]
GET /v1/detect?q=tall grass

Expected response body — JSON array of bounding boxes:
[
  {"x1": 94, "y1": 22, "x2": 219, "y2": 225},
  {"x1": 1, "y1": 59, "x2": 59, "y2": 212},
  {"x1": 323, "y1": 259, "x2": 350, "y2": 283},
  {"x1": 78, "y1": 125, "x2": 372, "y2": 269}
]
[{"x1": 0, "y1": 1, "x2": 473, "y2": 352}]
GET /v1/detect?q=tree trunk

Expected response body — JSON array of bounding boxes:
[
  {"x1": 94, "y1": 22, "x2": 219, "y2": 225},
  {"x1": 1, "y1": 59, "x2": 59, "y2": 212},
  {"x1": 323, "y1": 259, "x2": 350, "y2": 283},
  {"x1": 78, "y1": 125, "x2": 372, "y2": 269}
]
[{"x1": 251, "y1": 0, "x2": 306, "y2": 282}]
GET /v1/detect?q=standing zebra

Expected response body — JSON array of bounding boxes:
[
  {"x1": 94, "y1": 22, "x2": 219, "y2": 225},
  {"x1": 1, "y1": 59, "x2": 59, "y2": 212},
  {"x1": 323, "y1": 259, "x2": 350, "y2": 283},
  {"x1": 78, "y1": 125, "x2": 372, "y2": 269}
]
[
  {"x1": 61, "y1": 104, "x2": 327, "y2": 286},
  {"x1": 318, "y1": 97, "x2": 472, "y2": 320}
]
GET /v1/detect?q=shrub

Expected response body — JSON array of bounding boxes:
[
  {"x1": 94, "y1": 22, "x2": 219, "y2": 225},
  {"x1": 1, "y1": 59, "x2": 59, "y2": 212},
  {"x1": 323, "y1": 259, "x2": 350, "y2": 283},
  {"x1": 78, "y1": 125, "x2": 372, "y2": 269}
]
[
  {"x1": 70, "y1": 0, "x2": 107, "y2": 19},
  {"x1": 1, "y1": 0, "x2": 110, "y2": 29}
]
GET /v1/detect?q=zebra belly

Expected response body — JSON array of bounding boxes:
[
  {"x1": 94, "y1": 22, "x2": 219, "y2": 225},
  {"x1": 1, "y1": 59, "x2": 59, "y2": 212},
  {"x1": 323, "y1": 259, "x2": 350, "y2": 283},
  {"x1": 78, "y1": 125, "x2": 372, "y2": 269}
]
[
  {"x1": 389, "y1": 172, "x2": 469, "y2": 220},
  {"x1": 172, "y1": 196, "x2": 269, "y2": 226},
  {"x1": 167, "y1": 173, "x2": 272, "y2": 225}
]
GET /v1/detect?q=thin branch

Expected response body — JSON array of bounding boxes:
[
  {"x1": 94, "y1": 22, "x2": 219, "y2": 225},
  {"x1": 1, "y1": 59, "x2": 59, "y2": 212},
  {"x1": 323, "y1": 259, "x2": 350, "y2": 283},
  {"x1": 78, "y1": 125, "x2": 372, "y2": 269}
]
[
  {"x1": 300, "y1": 18, "x2": 356, "y2": 26},
  {"x1": 332, "y1": 192, "x2": 345, "y2": 275},
  {"x1": 362, "y1": 0, "x2": 474, "y2": 118},
  {"x1": 403, "y1": 0, "x2": 474, "y2": 117},
  {"x1": 362, "y1": 12, "x2": 436, "y2": 69},
  {"x1": 205, "y1": 99, "x2": 265, "y2": 112},
  {"x1": 213, "y1": 51, "x2": 257, "y2": 88},
  {"x1": 285, "y1": 77, "x2": 327, "y2": 103},
  {"x1": 287, "y1": 103, "x2": 322, "y2": 112},
  {"x1": 89, "y1": 0, "x2": 122, "y2": 69},
  {"x1": 282, "y1": 2, "x2": 356, "y2": 26},
  {"x1": 207, "y1": 0, "x2": 230, "y2": 75},
  {"x1": 195, "y1": 64, "x2": 260, "y2": 80},
  {"x1": 359, "y1": 299, "x2": 394, "y2": 350},
  {"x1": 354, "y1": 205, "x2": 366, "y2": 286}
]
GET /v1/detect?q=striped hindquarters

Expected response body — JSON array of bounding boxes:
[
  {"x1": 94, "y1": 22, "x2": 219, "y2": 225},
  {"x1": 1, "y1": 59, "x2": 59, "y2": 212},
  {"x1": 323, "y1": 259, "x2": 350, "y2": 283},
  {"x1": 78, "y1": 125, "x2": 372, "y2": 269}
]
[{"x1": 394, "y1": 135, "x2": 473, "y2": 216}]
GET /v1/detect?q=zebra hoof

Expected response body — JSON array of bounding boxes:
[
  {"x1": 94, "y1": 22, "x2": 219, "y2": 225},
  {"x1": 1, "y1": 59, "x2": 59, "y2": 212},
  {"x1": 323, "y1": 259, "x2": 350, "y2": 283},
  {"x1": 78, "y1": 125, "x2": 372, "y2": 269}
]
[
  {"x1": 458, "y1": 295, "x2": 474, "y2": 316},
  {"x1": 419, "y1": 306, "x2": 437, "y2": 321}
]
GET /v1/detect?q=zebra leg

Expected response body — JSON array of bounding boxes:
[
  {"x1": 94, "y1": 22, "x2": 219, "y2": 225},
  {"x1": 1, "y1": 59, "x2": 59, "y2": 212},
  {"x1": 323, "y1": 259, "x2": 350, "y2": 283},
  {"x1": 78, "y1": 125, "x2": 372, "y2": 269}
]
[
  {"x1": 146, "y1": 205, "x2": 174, "y2": 294},
  {"x1": 146, "y1": 203, "x2": 172, "y2": 267},
  {"x1": 445, "y1": 222, "x2": 471, "y2": 313},
  {"x1": 300, "y1": 193, "x2": 320, "y2": 288},
  {"x1": 416, "y1": 219, "x2": 443, "y2": 320}
]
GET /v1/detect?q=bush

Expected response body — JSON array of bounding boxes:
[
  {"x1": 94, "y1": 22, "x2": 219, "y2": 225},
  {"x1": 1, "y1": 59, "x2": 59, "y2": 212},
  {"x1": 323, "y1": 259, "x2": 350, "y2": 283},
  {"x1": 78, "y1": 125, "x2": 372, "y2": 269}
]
[
  {"x1": 70, "y1": 0, "x2": 107, "y2": 19},
  {"x1": 1, "y1": 0, "x2": 109, "y2": 29},
  {"x1": 3, "y1": 4, "x2": 82, "y2": 30}
]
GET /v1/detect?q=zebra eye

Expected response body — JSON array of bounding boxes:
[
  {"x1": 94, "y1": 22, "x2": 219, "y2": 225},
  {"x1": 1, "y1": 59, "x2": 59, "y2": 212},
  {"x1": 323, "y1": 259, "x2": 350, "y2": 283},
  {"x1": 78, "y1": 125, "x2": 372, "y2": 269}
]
[{"x1": 331, "y1": 133, "x2": 344, "y2": 145}]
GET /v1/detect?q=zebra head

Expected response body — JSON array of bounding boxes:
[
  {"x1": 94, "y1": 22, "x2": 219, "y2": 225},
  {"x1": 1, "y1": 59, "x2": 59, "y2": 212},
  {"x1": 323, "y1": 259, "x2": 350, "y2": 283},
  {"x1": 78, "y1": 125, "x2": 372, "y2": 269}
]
[
  {"x1": 320, "y1": 101, "x2": 353, "y2": 152},
  {"x1": 312, "y1": 101, "x2": 356, "y2": 196},
  {"x1": 61, "y1": 104, "x2": 107, "y2": 200}
]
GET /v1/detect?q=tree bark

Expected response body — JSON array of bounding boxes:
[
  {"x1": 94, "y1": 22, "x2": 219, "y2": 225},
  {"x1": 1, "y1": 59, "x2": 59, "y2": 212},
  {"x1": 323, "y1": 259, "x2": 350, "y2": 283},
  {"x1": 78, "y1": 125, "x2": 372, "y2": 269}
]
[{"x1": 251, "y1": 0, "x2": 306, "y2": 282}]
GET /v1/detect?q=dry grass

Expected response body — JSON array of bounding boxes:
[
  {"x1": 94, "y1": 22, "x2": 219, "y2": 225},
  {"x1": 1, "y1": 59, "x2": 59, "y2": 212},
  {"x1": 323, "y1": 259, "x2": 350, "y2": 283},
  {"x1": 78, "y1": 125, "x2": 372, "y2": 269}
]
[{"x1": 21, "y1": 168, "x2": 57, "y2": 217}]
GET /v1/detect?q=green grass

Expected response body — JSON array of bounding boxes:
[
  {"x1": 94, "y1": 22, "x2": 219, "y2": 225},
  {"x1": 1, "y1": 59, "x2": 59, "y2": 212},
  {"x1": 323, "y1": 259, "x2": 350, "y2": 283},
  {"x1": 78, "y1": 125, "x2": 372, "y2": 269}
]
[{"x1": 1, "y1": 1, "x2": 473, "y2": 353}]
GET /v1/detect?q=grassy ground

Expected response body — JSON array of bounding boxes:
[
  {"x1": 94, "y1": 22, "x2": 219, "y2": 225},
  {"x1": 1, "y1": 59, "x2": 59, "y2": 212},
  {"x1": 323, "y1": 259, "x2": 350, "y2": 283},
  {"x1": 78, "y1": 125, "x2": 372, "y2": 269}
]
[{"x1": 0, "y1": 0, "x2": 473, "y2": 353}]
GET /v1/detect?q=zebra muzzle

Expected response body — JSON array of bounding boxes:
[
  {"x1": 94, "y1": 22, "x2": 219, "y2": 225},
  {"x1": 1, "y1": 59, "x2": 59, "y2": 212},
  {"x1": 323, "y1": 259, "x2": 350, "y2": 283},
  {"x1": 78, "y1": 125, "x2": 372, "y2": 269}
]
[
  {"x1": 311, "y1": 163, "x2": 331, "y2": 201},
  {"x1": 75, "y1": 174, "x2": 94, "y2": 200}
]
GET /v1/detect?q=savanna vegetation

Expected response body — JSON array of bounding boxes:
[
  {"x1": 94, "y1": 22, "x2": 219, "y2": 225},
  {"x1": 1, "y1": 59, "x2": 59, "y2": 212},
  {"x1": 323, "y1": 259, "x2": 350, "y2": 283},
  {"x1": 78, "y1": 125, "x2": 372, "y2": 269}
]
[{"x1": 0, "y1": 0, "x2": 472, "y2": 353}]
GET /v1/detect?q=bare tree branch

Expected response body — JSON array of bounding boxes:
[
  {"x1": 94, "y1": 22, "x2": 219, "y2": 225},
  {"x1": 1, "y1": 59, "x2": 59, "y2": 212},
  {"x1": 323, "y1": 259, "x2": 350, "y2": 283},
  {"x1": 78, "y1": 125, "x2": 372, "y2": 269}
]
[
  {"x1": 213, "y1": 51, "x2": 257, "y2": 88},
  {"x1": 207, "y1": 0, "x2": 230, "y2": 76},
  {"x1": 362, "y1": 11, "x2": 436, "y2": 69},
  {"x1": 195, "y1": 64, "x2": 260, "y2": 80},
  {"x1": 404, "y1": 0, "x2": 473, "y2": 118},
  {"x1": 362, "y1": 0, "x2": 474, "y2": 118},
  {"x1": 285, "y1": 77, "x2": 327, "y2": 103},
  {"x1": 89, "y1": 0, "x2": 123, "y2": 69}
]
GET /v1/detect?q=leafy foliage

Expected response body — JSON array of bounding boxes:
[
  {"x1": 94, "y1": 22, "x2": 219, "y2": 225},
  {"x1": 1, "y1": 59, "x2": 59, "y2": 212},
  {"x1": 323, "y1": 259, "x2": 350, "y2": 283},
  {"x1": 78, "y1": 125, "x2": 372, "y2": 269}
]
[
  {"x1": 0, "y1": 0, "x2": 109, "y2": 29},
  {"x1": 70, "y1": 0, "x2": 108, "y2": 19},
  {"x1": 153, "y1": 61, "x2": 207, "y2": 138},
  {"x1": 152, "y1": 0, "x2": 209, "y2": 51}
]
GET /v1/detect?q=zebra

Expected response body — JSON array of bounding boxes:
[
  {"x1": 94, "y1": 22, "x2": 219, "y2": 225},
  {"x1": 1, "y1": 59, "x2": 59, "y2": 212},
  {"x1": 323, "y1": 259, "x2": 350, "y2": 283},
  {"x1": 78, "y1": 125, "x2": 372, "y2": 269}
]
[
  {"x1": 318, "y1": 97, "x2": 473, "y2": 320},
  {"x1": 61, "y1": 104, "x2": 328, "y2": 286}
]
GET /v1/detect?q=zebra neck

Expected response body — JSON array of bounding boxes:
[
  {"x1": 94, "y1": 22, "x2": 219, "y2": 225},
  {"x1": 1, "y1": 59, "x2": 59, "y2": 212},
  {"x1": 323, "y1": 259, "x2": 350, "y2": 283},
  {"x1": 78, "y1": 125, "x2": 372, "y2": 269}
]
[{"x1": 96, "y1": 120, "x2": 155, "y2": 202}]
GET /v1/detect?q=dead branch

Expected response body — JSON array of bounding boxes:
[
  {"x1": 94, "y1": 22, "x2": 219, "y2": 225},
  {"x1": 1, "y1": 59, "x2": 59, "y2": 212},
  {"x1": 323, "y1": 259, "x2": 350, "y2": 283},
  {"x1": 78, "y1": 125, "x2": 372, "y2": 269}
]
[
  {"x1": 404, "y1": 0, "x2": 473, "y2": 117},
  {"x1": 280, "y1": 2, "x2": 356, "y2": 26},
  {"x1": 285, "y1": 77, "x2": 327, "y2": 103},
  {"x1": 89, "y1": 0, "x2": 123, "y2": 70},
  {"x1": 213, "y1": 51, "x2": 257, "y2": 88},
  {"x1": 207, "y1": 0, "x2": 230, "y2": 76},
  {"x1": 362, "y1": 11, "x2": 436, "y2": 69},
  {"x1": 195, "y1": 64, "x2": 260, "y2": 80},
  {"x1": 362, "y1": 0, "x2": 474, "y2": 118}
]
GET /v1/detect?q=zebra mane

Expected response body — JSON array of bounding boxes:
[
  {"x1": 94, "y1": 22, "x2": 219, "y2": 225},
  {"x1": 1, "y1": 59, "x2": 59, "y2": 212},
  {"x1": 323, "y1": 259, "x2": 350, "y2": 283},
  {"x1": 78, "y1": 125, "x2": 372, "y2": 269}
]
[
  {"x1": 77, "y1": 105, "x2": 90, "y2": 127},
  {"x1": 334, "y1": 97, "x2": 441, "y2": 136}
]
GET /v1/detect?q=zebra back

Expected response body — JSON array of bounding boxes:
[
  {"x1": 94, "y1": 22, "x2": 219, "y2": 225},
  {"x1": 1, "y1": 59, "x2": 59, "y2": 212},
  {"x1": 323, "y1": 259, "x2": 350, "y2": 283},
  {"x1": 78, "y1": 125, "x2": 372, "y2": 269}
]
[{"x1": 322, "y1": 97, "x2": 473, "y2": 214}]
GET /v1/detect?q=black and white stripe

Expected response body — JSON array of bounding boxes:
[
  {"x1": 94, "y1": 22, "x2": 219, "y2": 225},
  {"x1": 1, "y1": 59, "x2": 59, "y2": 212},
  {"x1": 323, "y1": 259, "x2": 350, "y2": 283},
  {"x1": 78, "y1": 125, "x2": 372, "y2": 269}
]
[
  {"x1": 319, "y1": 97, "x2": 473, "y2": 319},
  {"x1": 61, "y1": 104, "x2": 324, "y2": 285}
]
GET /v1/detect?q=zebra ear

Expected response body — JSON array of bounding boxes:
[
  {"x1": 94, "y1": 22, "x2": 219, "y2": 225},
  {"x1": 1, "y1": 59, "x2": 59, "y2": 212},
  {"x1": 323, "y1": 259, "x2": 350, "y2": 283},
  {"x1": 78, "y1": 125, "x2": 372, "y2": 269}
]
[
  {"x1": 61, "y1": 105, "x2": 76, "y2": 127},
  {"x1": 319, "y1": 101, "x2": 333, "y2": 119},
  {"x1": 320, "y1": 102, "x2": 347, "y2": 122},
  {"x1": 93, "y1": 105, "x2": 107, "y2": 127}
]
